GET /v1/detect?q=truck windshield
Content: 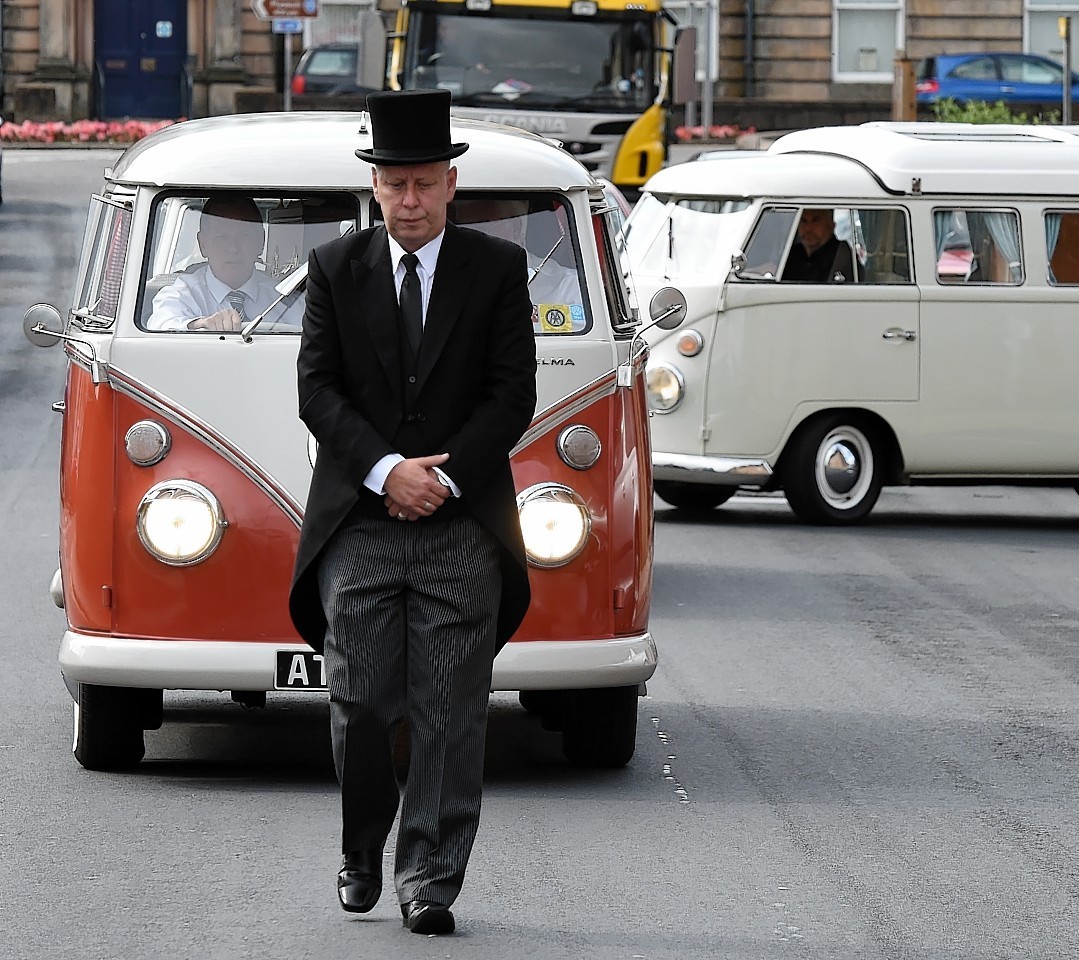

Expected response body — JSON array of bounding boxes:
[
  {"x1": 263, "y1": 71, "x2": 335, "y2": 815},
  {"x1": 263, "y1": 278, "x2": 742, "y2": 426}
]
[{"x1": 403, "y1": 11, "x2": 655, "y2": 112}]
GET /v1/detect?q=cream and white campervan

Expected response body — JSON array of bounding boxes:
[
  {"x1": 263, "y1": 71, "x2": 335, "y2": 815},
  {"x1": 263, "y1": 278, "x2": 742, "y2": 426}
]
[{"x1": 627, "y1": 122, "x2": 1079, "y2": 523}]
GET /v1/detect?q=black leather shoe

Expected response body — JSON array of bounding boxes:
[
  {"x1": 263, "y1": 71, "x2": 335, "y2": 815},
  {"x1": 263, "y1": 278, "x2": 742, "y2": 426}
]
[
  {"x1": 337, "y1": 849, "x2": 382, "y2": 913},
  {"x1": 401, "y1": 899, "x2": 455, "y2": 934}
]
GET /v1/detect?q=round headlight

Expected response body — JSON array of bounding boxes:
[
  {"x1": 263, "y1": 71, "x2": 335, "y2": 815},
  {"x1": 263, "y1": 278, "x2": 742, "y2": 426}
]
[
  {"x1": 646, "y1": 363, "x2": 685, "y2": 413},
  {"x1": 136, "y1": 480, "x2": 227, "y2": 566},
  {"x1": 516, "y1": 483, "x2": 591, "y2": 568},
  {"x1": 125, "y1": 420, "x2": 171, "y2": 466},
  {"x1": 557, "y1": 424, "x2": 602, "y2": 470}
]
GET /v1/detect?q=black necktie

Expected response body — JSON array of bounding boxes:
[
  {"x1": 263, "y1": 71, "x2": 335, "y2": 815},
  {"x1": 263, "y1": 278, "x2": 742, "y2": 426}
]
[{"x1": 399, "y1": 253, "x2": 423, "y2": 356}]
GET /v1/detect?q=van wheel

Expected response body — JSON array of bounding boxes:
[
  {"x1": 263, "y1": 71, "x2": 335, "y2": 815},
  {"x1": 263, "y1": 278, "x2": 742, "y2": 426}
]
[
  {"x1": 654, "y1": 481, "x2": 734, "y2": 511},
  {"x1": 560, "y1": 686, "x2": 638, "y2": 768},
  {"x1": 784, "y1": 417, "x2": 882, "y2": 524},
  {"x1": 73, "y1": 684, "x2": 160, "y2": 771}
]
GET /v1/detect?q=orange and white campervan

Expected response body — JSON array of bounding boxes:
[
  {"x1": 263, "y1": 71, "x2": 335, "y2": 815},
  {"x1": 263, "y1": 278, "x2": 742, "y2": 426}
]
[{"x1": 25, "y1": 113, "x2": 685, "y2": 772}]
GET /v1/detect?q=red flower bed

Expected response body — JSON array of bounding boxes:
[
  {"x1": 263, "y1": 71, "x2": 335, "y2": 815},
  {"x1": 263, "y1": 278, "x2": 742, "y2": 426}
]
[
  {"x1": 0, "y1": 118, "x2": 178, "y2": 144},
  {"x1": 674, "y1": 123, "x2": 754, "y2": 143}
]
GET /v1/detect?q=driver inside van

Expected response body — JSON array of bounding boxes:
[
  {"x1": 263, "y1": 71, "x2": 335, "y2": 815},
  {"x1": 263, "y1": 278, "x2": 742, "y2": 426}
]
[
  {"x1": 145, "y1": 195, "x2": 305, "y2": 331},
  {"x1": 782, "y1": 207, "x2": 857, "y2": 283}
]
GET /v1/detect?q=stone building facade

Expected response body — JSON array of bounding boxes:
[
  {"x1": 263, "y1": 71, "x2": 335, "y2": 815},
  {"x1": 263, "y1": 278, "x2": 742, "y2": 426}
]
[{"x1": 2, "y1": 0, "x2": 1078, "y2": 123}]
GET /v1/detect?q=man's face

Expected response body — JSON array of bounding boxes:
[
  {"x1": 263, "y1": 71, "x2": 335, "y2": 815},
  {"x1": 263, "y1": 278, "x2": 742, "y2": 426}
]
[
  {"x1": 198, "y1": 214, "x2": 264, "y2": 289},
  {"x1": 373, "y1": 162, "x2": 458, "y2": 252},
  {"x1": 797, "y1": 209, "x2": 835, "y2": 256}
]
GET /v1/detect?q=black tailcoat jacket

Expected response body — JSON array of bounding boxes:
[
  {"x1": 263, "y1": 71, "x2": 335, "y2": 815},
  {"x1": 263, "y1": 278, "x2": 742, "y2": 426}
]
[{"x1": 288, "y1": 222, "x2": 538, "y2": 653}]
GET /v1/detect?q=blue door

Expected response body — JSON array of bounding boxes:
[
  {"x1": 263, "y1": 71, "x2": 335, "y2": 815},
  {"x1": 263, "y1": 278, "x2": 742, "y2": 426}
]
[{"x1": 96, "y1": 0, "x2": 187, "y2": 118}]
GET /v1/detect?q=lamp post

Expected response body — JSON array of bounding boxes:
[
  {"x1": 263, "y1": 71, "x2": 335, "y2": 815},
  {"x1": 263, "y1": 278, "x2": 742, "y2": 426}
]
[{"x1": 1060, "y1": 16, "x2": 1072, "y2": 125}]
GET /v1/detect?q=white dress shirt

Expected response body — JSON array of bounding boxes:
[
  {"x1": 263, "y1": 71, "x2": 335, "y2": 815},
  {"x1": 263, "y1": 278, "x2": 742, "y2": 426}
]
[
  {"x1": 145, "y1": 263, "x2": 306, "y2": 331},
  {"x1": 364, "y1": 231, "x2": 461, "y2": 499}
]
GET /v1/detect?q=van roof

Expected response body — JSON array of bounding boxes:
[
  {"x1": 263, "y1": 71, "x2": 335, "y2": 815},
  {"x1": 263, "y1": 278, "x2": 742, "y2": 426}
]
[
  {"x1": 641, "y1": 151, "x2": 888, "y2": 201},
  {"x1": 772, "y1": 122, "x2": 1079, "y2": 196},
  {"x1": 644, "y1": 122, "x2": 1079, "y2": 200},
  {"x1": 107, "y1": 112, "x2": 595, "y2": 192}
]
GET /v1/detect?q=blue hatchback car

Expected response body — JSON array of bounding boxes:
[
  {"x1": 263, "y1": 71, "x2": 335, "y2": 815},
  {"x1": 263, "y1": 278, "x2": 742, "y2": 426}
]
[{"x1": 916, "y1": 52, "x2": 1079, "y2": 106}]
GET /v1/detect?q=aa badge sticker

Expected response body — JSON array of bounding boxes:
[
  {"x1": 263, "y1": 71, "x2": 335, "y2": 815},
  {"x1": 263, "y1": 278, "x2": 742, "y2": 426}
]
[{"x1": 539, "y1": 304, "x2": 570, "y2": 334}]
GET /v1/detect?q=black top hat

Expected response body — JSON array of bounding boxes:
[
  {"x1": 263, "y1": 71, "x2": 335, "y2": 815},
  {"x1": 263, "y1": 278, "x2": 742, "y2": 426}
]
[{"x1": 354, "y1": 90, "x2": 469, "y2": 166}]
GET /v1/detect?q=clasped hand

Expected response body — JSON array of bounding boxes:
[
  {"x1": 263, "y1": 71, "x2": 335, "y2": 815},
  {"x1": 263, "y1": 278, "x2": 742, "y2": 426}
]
[{"x1": 384, "y1": 453, "x2": 451, "y2": 521}]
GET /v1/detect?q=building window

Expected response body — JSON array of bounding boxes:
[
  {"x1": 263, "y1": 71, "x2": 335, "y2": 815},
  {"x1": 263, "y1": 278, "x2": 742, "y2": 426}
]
[
  {"x1": 1026, "y1": 1, "x2": 1079, "y2": 71},
  {"x1": 833, "y1": 1, "x2": 904, "y2": 84}
]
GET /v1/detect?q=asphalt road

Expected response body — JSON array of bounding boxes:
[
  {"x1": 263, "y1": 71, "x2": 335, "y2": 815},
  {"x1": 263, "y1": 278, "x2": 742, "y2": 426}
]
[{"x1": 2, "y1": 149, "x2": 1078, "y2": 960}]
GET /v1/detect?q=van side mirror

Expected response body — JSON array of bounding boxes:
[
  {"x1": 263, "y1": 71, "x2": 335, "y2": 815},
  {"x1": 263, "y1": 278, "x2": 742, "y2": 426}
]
[
  {"x1": 730, "y1": 250, "x2": 746, "y2": 277},
  {"x1": 23, "y1": 303, "x2": 65, "y2": 348},
  {"x1": 648, "y1": 286, "x2": 687, "y2": 330}
]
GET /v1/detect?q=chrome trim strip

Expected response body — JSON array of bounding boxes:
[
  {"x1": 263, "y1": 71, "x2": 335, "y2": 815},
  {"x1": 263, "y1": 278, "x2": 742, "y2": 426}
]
[
  {"x1": 652, "y1": 452, "x2": 773, "y2": 486},
  {"x1": 512, "y1": 370, "x2": 618, "y2": 455},
  {"x1": 512, "y1": 349, "x2": 647, "y2": 456},
  {"x1": 106, "y1": 366, "x2": 304, "y2": 528}
]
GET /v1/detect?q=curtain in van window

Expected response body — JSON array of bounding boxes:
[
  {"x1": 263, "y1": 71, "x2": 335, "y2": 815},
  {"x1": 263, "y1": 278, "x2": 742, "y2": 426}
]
[
  {"x1": 1046, "y1": 213, "x2": 1062, "y2": 283},
  {"x1": 981, "y1": 212, "x2": 1022, "y2": 283},
  {"x1": 933, "y1": 210, "x2": 950, "y2": 261},
  {"x1": 858, "y1": 208, "x2": 910, "y2": 282}
]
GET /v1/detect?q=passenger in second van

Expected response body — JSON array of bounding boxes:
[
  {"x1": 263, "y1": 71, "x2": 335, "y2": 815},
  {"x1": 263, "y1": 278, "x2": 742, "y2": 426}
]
[{"x1": 782, "y1": 208, "x2": 857, "y2": 283}]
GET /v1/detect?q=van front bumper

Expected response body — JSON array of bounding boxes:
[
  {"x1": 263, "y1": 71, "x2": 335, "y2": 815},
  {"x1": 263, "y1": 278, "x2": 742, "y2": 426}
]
[
  {"x1": 58, "y1": 630, "x2": 658, "y2": 692},
  {"x1": 653, "y1": 452, "x2": 773, "y2": 486}
]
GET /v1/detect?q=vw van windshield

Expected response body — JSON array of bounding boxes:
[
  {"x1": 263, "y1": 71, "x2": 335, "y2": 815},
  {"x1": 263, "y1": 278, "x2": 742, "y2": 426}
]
[
  {"x1": 623, "y1": 194, "x2": 753, "y2": 277},
  {"x1": 450, "y1": 192, "x2": 592, "y2": 336},
  {"x1": 138, "y1": 192, "x2": 358, "y2": 333}
]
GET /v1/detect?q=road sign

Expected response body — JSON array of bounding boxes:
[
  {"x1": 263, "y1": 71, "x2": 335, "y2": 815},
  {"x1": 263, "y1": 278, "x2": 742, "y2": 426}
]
[
  {"x1": 252, "y1": 0, "x2": 318, "y2": 20},
  {"x1": 272, "y1": 18, "x2": 303, "y2": 33}
]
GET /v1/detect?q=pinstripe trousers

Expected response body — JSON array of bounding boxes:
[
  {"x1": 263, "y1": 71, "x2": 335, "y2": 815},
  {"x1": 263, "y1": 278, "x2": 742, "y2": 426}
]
[{"x1": 317, "y1": 513, "x2": 501, "y2": 907}]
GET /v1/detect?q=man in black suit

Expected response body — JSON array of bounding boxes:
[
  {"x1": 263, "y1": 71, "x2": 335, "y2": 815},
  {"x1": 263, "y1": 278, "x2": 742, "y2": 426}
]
[
  {"x1": 288, "y1": 90, "x2": 537, "y2": 935},
  {"x1": 782, "y1": 207, "x2": 857, "y2": 283}
]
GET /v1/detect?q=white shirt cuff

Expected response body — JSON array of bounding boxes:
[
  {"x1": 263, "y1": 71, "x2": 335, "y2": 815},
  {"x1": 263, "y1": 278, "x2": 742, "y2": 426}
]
[
  {"x1": 365, "y1": 454, "x2": 404, "y2": 495},
  {"x1": 432, "y1": 466, "x2": 461, "y2": 498}
]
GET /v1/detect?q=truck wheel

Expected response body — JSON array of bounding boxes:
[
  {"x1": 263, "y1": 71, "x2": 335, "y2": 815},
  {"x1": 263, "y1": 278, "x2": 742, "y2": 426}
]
[
  {"x1": 783, "y1": 416, "x2": 882, "y2": 524},
  {"x1": 72, "y1": 684, "x2": 160, "y2": 771},
  {"x1": 560, "y1": 686, "x2": 639, "y2": 768},
  {"x1": 654, "y1": 481, "x2": 734, "y2": 511}
]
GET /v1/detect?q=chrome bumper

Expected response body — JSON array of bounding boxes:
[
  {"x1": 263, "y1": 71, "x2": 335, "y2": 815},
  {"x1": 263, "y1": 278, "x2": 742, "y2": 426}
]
[
  {"x1": 653, "y1": 452, "x2": 773, "y2": 486},
  {"x1": 58, "y1": 630, "x2": 658, "y2": 692}
]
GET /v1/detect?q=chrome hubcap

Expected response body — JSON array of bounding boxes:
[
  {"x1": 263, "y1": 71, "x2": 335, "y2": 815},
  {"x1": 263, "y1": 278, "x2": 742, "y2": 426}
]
[{"x1": 814, "y1": 426, "x2": 874, "y2": 509}]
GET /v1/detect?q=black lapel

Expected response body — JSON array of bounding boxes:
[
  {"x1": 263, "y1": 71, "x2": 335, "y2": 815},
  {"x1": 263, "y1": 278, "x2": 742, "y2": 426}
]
[
  {"x1": 349, "y1": 226, "x2": 402, "y2": 406},
  {"x1": 416, "y1": 222, "x2": 471, "y2": 393}
]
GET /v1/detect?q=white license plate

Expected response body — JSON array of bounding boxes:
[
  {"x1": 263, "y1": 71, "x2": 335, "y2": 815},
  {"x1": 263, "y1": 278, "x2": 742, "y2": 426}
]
[{"x1": 274, "y1": 650, "x2": 327, "y2": 690}]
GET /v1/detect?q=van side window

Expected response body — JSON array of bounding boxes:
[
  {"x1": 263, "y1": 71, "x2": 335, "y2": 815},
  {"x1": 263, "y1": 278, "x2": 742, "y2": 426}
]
[
  {"x1": 740, "y1": 207, "x2": 796, "y2": 280},
  {"x1": 1045, "y1": 212, "x2": 1079, "y2": 284},
  {"x1": 855, "y1": 208, "x2": 911, "y2": 283},
  {"x1": 934, "y1": 210, "x2": 1022, "y2": 284}
]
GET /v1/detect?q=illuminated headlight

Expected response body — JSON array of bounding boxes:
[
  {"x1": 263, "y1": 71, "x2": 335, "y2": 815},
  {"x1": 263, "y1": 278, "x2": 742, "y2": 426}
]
[
  {"x1": 516, "y1": 483, "x2": 591, "y2": 567},
  {"x1": 125, "y1": 420, "x2": 171, "y2": 466},
  {"x1": 646, "y1": 363, "x2": 685, "y2": 413},
  {"x1": 136, "y1": 480, "x2": 227, "y2": 566},
  {"x1": 571, "y1": 0, "x2": 597, "y2": 13},
  {"x1": 557, "y1": 424, "x2": 602, "y2": 470}
]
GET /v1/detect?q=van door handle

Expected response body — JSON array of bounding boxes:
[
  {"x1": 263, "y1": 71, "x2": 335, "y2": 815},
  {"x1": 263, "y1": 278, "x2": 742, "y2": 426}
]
[{"x1": 882, "y1": 327, "x2": 917, "y2": 342}]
